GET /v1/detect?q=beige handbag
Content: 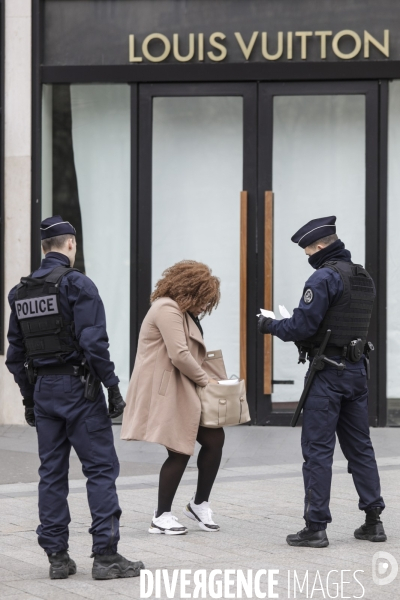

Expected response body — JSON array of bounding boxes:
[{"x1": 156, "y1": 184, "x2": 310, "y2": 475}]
[
  {"x1": 197, "y1": 350, "x2": 251, "y2": 428},
  {"x1": 201, "y1": 349, "x2": 228, "y2": 380}
]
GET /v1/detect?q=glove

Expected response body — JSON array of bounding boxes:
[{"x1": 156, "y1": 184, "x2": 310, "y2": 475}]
[
  {"x1": 23, "y1": 399, "x2": 35, "y2": 427},
  {"x1": 257, "y1": 315, "x2": 273, "y2": 334},
  {"x1": 25, "y1": 408, "x2": 35, "y2": 427},
  {"x1": 108, "y1": 385, "x2": 126, "y2": 419}
]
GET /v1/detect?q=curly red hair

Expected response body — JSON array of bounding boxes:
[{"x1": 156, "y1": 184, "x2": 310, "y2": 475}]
[{"x1": 151, "y1": 260, "x2": 220, "y2": 315}]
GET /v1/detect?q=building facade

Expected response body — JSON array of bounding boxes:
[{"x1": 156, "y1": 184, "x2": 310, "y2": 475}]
[{"x1": 1, "y1": 0, "x2": 400, "y2": 426}]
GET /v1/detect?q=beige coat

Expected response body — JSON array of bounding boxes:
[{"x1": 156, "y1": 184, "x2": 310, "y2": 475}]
[{"x1": 120, "y1": 297, "x2": 209, "y2": 455}]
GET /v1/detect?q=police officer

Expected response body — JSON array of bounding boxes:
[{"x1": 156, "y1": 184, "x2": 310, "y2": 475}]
[
  {"x1": 6, "y1": 216, "x2": 144, "y2": 579},
  {"x1": 258, "y1": 216, "x2": 386, "y2": 548}
]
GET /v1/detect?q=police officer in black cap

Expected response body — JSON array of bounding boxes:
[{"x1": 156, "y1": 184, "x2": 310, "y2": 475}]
[
  {"x1": 258, "y1": 216, "x2": 386, "y2": 548},
  {"x1": 6, "y1": 216, "x2": 144, "y2": 579}
]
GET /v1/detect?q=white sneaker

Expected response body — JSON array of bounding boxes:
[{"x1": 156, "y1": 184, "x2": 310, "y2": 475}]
[
  {"x1": 148, "y1": 511, "x2": 188, "y2": 535},
  {"x1": 183, "y1": 498, "x2": 220, "y2": 532}
]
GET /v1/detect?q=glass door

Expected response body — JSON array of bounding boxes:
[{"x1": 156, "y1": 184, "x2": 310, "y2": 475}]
[
  {"x1": 135, "y1": 81, "x2": 381, "y2": 426},
  {"x1": 257, "y1": 82, "x2": 380, "y2": 425},
  {"x1": 136, "y1": 83, "x2": 258, "y2": 417},
  {"x1": 41, "y1": 83, "x2": 131, "y2": 397}
]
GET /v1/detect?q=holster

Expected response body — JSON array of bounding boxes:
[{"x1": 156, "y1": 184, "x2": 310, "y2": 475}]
[
  {"x1": 363, "y1": 341, "x2": 374, "y2": 380},
  {"x1": 347, "y1": 338, "x2": 364, "y2": 363},
  {"x1": 82, "y1": 368, "x2": 101, "y2": 401},
  {"x1": 24, "y1": 360, "x2": 37, "y2": 385}
]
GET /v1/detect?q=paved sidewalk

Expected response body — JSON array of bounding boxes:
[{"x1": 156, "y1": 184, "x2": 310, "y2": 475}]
[{"x1": 0, "y1": 425, "x2": 398, "y2": 599}]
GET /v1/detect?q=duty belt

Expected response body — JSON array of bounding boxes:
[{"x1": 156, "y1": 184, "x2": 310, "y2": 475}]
[
  {"x1": 32, "y1": 362, "x2": 101, "y2": 401},
  {"x1": 35, "y1": 364, "x2": 85, "y2": 377},
  {"x1": 309, "y1": 346, "x2": 349, "y2": 359}
]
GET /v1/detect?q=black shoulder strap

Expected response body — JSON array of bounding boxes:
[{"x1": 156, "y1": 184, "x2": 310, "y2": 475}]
[
  {"x1": 45, "y1": 266, "x2": 81, "y2": 285},
  {"x1": 19, "y1": 272, "x2": 40, "y2": 285},
  {"x1": 327, "y1": 261, "x2": 369, "y2": 279},
  {"x1": 354, "y1": 264, "x2": 369, "y2": 277},
  {"x1": 320, "y1": 260, "x2": 355, "y2": 272},
  {"x1": 319, "y1": 260, "x2": 339, "y2": 273}
]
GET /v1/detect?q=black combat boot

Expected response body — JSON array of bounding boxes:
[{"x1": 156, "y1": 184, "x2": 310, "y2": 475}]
[
  {"x1": 48, "y1": 551, "x2": 77, "y2": 579},
  {"x1": 91, "y1": 552, "x2": 145, "y2": 580},
  {"x1": 354, "y1": 508, "x2": 387, "y2": 542},
  {"x1": 286, "y1": 526, "x2": 329, "y2": 548}
]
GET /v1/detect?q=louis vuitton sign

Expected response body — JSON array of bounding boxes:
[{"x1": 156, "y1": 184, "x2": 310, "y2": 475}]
[{"x1": 129, "y1": 30, "x2": 390, "y2": 63}]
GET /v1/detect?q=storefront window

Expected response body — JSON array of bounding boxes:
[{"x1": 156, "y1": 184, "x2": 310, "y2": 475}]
[
  {"x1": 0, "y1": 0, "x2": 4, "y2": 355},
  {"x1": 271, "y1": 94, "x2": 366, "y2": 407},
  {"x1": 387, "y1": 81, "x2": 400, "y2": 426},
  {"x1": 152, "y1": 97, "x2": 243, "y2": 377},
  {"x1": 41, "y1": 84, "x2": 131, "y2": 395}
]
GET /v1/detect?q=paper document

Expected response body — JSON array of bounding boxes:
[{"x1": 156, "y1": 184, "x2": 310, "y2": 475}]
[
  {"x1": 279, "y1": 305, "x2": 291, "y2": 318},
  {"x1": 218, "y1": 379, "x2": 239, "y2": 386},
  {"x1": 257, "y1": 308, "x2": 276, "y2": 319}
]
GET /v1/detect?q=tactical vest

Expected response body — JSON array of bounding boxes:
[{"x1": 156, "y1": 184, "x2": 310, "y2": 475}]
[
  {"x1": 299, "y1": 260, "x2": 375, "y2": 349},
  {"x1": 14, "y1": 265, "x2": 82, "y2": 360}
]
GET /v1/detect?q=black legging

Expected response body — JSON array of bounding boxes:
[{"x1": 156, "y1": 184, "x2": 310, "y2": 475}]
[{"x1": 156, "y1": 426, "x2": 225, "y2": 517}]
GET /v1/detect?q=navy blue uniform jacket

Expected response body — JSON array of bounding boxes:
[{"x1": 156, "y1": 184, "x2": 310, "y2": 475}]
[
  {"x1": 6, "y1": 252, "x2": 119, "y2": 398},
  {"x1": 266, "y1": 244, "x2": 353, "y2": 345}
]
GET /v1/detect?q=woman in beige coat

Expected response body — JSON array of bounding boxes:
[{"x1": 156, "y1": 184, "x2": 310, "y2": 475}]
[{"x1": 121, "y1": 261, "x2": 224, "y2": 535}]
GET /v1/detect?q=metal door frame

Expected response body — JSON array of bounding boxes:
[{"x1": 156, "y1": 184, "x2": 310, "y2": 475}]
[
  {"x1": 257, "y1": 80, "x2": 386, "y2": 426},
  {"x1": 134, "y1": 82, "x2": 259, "y2": 421}
]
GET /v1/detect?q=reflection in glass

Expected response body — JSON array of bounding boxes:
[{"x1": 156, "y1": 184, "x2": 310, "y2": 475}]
[
  {"x1": 152, "y1": 97, "x2": 243, "y2": 377},
  {"x1": 387, "y1": 81, "x2": 400, "y2": 425},
  {"x1": 41, "y1": 84, "x2": 131, "y2": 395}
]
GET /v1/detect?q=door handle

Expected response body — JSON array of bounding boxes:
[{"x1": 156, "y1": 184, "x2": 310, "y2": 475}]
[
  {"x1": 240, "y1": 191, "x2": 248, "y2": 382},
  {"x1": 264, "y1": 191, "x2": 274, "y2": 395}
]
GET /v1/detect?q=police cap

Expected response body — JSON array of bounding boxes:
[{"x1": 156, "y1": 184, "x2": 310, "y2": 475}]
[
  {"x1": 40, "y1": 215, "x2": 76, "y2": 240},
  {"x1": 291, "y1": 216, "x2": 336, "y2": 249}
]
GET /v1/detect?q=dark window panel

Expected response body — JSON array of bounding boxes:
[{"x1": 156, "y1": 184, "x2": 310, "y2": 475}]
[{"x1": 52, "y1": 85, "x2": 85, "y2": 273}]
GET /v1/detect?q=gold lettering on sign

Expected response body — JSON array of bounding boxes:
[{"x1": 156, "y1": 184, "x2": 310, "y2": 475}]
[
  {"x1": 287, "y1": 31, "x2": 293, "y2": 59},
  {"x1": 295, "y1": 31, "x2": 313, "y2": 59},
  {"x1": 129, "y1": 34, "x2": 143, "y2": 62},
  {"x1": 207, "y1": 32, "x2": 227, "y2": 61},
  {"x1": 315, "y1": 31, "x2": 332, "y2": 59},
  {"x1": 173, "y1": 33, "x2": 195, "y2": 62},
  {"x1": 261, "y1": 32, "x2": 283, "y2": 60},
  {"x1": 332, "y1": 30, "x2": 362, "y2": 59},
  {"x1": 128, "y1": 29, "x2": 390, "y2": 63},
  {"x1": 234, "y1": 32, "x2": 259, "y2": 60},
  {"x1": 198, "y1": 33, "x2": 204, "y2": 61},
  {"x1": 142, "y1": 33, "x2": 171, "y2": 62},
  {"x1": 364, "y1": 29, "x2": 389, "y2": 58}
]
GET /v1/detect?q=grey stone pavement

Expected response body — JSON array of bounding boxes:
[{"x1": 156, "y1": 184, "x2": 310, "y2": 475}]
[{"x1": 0, "y1": 423, "x2": 398, "y2": 599}]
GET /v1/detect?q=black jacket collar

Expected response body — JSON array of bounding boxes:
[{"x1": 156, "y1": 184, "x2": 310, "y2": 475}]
[
  {"x1": 308, "y1": 239, "x2": 352, "y2": 270},
  {"x1": 41, "y1": 252, "x2": 71, "y2": 269}
]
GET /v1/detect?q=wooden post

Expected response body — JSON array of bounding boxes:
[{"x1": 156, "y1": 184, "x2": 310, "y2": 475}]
[
  {"x1": 240, "y1": 191, "x2": 248, "y2": 382},
  {"x1": 264, "y1": 191, "x2": 274, "y2": 394}
]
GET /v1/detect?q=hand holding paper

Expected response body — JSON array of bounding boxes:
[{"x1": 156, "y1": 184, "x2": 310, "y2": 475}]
[
  {"x1": 257, "y1": 306, "x2": 291, "y2": 319},
  {"x1": 257, "y1": 308, "x2": 276, "y2": 319}
]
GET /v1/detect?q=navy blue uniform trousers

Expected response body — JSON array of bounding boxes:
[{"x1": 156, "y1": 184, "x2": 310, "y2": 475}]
[
  {"x1": 34, "y1": 374, "x2": 121, "y2": 555},
  {"x1": 301, "y1": 362, "x2": 384, "y2": 530}
]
